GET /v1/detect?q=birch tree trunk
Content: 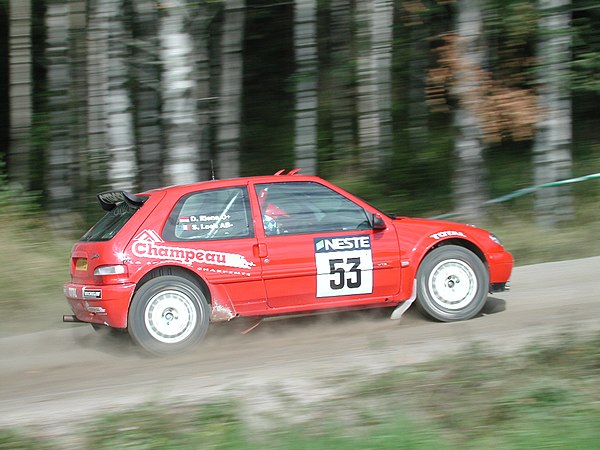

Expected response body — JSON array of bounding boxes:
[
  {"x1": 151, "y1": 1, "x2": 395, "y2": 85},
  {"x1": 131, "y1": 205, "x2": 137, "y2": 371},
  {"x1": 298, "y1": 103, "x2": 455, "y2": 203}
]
[
  {"x1": 106, "y1": 0, "x2": 136, "y2": 192},
  {"x1": 87, "y1": 0, "x2": 109, "y2": 194},
  {"x1": 160, "y1": 0, "x2": 200, "y2": 186},
  {"x1": 46, "y1": 1, "x2": 74, "y2": 221},
  {"x1": 356, "y1": 0, "x2": 380, "y2": 170},
  {"x1": 452, "y1": 0, "x2": 487, "y2": 221},
  {"x1": 293, "y1": 0, "x2": 318, "y2": 175},
  {"x1": 9, "y1": 0, "x2": 32, "y2": 188},
  {"x1": 217, "y1": 0, "x2": 245, "y2": 179},
  {"x1": 408, "y1": 14, "x2": 429, "y2": 155},
  {"x1": 533, "y1": 0, "x2": 573, "y2": 228},
  {"x1": 372, "y1": 0, "x2": 393, "y2": 165},
  {"x1": 330, "y1": 0, "x2": 354, "y2": 169},
  {"x1": 190, "y1": 3, "x2": 213, "y2": 181},
  {"x1": 133, "y1": 0, "x2": 163, "y2": 190},
  {"x1": 69, "y1": 0, "x2": 87, "y2": 197},
  {"x1": 356, "y1": 0, "x2": 393, "y2": 171}
]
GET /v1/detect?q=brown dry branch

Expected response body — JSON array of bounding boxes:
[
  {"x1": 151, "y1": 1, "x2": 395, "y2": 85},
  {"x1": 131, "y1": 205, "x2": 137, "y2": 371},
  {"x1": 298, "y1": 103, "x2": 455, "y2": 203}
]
[{"x1": 427, "y1": 33, "x2": 538, "y2": 144}]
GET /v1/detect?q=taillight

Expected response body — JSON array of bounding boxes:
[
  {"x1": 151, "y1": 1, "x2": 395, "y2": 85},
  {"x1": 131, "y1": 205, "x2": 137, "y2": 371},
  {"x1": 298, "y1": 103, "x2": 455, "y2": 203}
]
[
  {"x1": 74, "y1": 258, "x2": 88, "y2": 272},
  {"x1": 93, "y1": 264, "x2": 129, "y2": 284}
]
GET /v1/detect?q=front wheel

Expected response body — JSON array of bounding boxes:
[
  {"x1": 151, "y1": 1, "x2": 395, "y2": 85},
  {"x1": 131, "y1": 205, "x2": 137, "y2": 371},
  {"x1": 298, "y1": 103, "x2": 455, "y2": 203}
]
[
  {"x1": 416, "y1": 245, "x2": 489, "y2": 322},
  {"x1": 128, "y1": 275, "x2": 210, "y2": 355}
]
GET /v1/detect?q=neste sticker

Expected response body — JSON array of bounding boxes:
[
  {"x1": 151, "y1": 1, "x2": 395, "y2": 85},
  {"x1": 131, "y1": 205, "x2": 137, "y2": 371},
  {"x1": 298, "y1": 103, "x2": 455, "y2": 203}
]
[{"x1": 314, "y1": 235, "x2": 374, "y2": 298}]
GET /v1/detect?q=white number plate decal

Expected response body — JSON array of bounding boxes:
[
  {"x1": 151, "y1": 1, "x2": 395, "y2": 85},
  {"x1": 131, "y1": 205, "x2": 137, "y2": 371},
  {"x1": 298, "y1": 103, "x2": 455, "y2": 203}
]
[{"x1": 314, "y1": 235, "x2": 373, "y2": 298}]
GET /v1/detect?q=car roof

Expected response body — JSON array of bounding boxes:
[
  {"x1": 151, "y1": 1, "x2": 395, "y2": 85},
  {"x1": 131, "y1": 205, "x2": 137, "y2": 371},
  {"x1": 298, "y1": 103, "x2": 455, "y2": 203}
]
[{"x1": 139, "y1": 172, "x2": 327, "y2": 196}]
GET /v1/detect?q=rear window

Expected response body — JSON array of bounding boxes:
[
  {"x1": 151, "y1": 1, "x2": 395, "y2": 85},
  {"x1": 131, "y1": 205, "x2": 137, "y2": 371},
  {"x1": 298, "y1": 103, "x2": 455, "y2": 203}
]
[
  {"x1": 80, "y1": 202, "x2": 137, "y2": 242},
  {"x1": 163, "y1": 187, "x2": 253, "y2": 241}
]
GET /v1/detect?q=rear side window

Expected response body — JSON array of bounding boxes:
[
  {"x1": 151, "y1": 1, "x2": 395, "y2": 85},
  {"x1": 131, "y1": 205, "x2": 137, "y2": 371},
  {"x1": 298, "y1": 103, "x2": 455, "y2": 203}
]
[
  {"x1": 80, "y1": 202, "x2": 137, "y2": 242},
  {"x1": 163, "y1": 187, "x2": 254, "y2": 241}
]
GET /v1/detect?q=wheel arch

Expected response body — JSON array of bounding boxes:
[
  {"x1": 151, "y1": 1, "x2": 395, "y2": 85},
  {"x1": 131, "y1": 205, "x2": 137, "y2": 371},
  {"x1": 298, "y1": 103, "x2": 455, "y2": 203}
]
[
  {"x1": 426, "y1": 238, "x2": 487, "y2": 268},
  {"x1": 130, "y1": 265, "x2": 238, "y2": 324},
  {"x1": 134, "y1": 265, "x2": 212, "y2": 304},
  {"x1": 399, "y1": 237, "x2": 488, "y2": 302}
]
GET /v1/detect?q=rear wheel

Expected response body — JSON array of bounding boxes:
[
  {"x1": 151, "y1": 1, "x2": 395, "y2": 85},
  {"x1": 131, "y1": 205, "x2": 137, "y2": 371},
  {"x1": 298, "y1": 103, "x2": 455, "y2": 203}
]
[
  {"x1": 128, "y1": 275, "x2": 210, "y2": 355},
  {"x1": 416, "y1": 245, "x2": 489, "y2": 322}
]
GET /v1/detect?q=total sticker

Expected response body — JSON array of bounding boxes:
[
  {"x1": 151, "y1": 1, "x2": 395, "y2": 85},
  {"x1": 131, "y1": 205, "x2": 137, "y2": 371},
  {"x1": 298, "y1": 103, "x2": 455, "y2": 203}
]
[{"x1": 314, "y1": 235, "x2": 373, "y2": 298}]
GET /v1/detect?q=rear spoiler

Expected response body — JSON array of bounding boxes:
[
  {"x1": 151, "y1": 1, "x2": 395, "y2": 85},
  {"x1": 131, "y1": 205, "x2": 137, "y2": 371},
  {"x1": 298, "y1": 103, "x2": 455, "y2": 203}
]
[{"x1": 97, "y1": 191, "x2": 148, "y2": 212}]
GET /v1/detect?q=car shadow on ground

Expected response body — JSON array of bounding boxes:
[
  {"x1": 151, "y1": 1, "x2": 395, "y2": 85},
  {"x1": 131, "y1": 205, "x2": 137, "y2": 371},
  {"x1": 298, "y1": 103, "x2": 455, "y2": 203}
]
[
  {"x1": 74, "y1": 324, "x2": 138, "y2": 357},
  {"x1": 481, "y1": 296, "x2": 507, "y2": 316}
]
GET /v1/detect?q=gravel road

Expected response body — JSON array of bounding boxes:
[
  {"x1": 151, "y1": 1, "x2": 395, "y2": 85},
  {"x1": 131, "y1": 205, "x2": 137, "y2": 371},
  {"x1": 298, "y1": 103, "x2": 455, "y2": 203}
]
[{"x1": 1, "y1": 256, "x2": 599, "y2": 438}]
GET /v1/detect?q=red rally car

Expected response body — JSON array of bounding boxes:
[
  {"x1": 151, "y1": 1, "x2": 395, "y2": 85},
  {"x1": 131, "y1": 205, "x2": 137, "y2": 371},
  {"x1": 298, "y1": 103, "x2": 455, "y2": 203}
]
[{"x1": 64, "y1": 170, "x2": 513, "y2": 354}]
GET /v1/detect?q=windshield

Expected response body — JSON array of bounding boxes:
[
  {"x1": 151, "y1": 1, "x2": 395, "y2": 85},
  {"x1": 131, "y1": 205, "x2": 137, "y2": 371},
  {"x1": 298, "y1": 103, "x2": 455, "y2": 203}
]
[{"x1": 80, "y1": 202, "x2": 137, "y2": 242}]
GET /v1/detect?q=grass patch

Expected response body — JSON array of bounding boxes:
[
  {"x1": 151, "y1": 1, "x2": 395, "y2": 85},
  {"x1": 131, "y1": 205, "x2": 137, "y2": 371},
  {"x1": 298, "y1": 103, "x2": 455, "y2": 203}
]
[{"x1": 0, "y1": 220, "x2": 72, "y2": 333}]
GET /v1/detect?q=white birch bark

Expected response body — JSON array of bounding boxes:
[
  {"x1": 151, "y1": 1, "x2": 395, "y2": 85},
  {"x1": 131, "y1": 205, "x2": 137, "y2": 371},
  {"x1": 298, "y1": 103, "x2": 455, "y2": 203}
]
[
  {"x1": 356, "y1": 0, "x2": 380, "y2": 168},
  {"x1": 330, "y1": 0, "x2": 354, "y2": 167},
  {"x1": 133, "y1": 0, "x2": 163, "y2": 190},
  {"x1": 452, "y1": 0, "x2": 487, "y2": 221},
  {"x1": 190, "y1": 3, "x2": 213, "y2": 181},
  {"x1": 106, "y1": 0, "x2": 137, "y2": 192},
  {"x1": 356, "y1": 0, "x2": 393, "y2": 171},
  {"x1": 9, "y1": 0, "x2": 32, "y2": 188},
  {"x1": 293, "y1": 0, "x2": 318, "y2": 175},
  {"x1": 87, "y1": 0, "x2": 110, "y2": 191},
  {"x1": 46, "y1": 1, "x2": 73, "y2": 217},
  {"x1": 408, "y1": 19, "x2": 429, "y2": 152},
  {"x1": 372, "y1": 0, "x2": 393, "y2": 164},
  {"x1": 69, "y1": 0, "x2": 87, "y2": 195},
  {"x1": 160, "y1": 0, "x2": 199, "y2": 186},
  {"x1": 217, "y1": 0, "x2": 245, "y2": 179},
  {"x1": 533, "y1": 0, "x2": 573, "y2": 227}
]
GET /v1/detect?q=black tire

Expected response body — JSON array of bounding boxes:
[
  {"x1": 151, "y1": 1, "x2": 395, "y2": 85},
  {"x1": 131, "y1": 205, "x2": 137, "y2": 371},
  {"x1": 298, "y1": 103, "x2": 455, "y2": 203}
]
[
  {"x1": 128, "y1": 275, "x2": 210, "y2": 355},
  {"x1": 416, "y1": 245, "x2": 489, "y2": 322}
]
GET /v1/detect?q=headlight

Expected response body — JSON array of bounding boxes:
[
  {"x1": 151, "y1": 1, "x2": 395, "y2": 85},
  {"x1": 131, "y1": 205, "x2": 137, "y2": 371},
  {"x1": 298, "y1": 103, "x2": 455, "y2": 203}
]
[{"x1": 489, "y1": 233, "x2": 502, "y2": 246}]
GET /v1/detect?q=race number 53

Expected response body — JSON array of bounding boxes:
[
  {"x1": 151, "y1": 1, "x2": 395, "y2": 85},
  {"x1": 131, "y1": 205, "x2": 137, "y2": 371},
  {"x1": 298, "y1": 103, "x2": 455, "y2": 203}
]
[{"x1": 314, "y1": 236, "x2": 373, "y2": 298}]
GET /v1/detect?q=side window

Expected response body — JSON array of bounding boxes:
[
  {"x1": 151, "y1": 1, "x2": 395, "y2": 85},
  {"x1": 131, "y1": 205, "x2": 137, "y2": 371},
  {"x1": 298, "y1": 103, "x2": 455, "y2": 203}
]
[
  {"x1": 255, "y1": 182, "x2": 370, "y2": 236},
  {"x1": 163, "y1": 187, "x2": 253, "y2": 241}
]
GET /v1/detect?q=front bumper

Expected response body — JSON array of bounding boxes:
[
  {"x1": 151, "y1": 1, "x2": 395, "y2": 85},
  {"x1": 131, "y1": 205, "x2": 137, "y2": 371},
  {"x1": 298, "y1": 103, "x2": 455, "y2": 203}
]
[
  {"x1": 487, "y1": 250, "x2": 514, "y2": 284},
  {"x1": 489, "y1": 281, "x2": 510, "y2": 293},
  {"x1": 63, "y1": 282, "x2": 136, "y2": 328}
]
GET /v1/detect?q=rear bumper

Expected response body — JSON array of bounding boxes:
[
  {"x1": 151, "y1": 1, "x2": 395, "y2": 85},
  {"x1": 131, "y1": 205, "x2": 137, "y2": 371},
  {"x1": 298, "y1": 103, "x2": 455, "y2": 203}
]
[{"x1": 63, "y1": 282, "x2": 136, "y2": 328}]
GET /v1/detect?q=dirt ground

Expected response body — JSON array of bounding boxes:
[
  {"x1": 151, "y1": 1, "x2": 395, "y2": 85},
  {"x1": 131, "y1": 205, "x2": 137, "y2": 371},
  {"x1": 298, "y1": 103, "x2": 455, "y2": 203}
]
[{"x1": 1, "y1": 257, "x2": 599, "y2": 439}]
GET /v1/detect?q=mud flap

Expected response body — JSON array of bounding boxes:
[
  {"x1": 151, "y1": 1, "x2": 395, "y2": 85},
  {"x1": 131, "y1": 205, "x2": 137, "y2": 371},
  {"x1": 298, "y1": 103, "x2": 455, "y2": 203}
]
[{"x1": 390, "y1": 280, "x2": 417, "y2": 320}]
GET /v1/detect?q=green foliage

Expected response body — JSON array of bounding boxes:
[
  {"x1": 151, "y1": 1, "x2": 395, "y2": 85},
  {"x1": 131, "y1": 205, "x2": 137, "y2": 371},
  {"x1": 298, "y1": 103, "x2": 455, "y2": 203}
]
[
  {"x1": 86, "y1": 402, "x2": 245, "y2": 450},
  {"x1": 0, "y1": 163, "x2": 72, "y2": 334},
  {"x1": 572, "y1": 2, "x2": 600, "y2": 95},
  {"x1": 0, "y1": 162, "x2": 42, "y2": 225},
  {"x1": 0, "y1": 429, "x2": 53, "y2": 450}
]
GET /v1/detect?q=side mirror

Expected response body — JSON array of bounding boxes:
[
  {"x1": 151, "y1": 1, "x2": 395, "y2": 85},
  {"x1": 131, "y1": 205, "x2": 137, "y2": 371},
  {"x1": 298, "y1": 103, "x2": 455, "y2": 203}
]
[{"x1": 371, "y1": 214, "x2": 387, "y2": 230}]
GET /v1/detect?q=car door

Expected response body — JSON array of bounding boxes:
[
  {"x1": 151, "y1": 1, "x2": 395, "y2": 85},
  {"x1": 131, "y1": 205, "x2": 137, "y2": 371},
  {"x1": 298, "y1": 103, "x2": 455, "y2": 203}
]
[
  {"x1": 154, "y1": 185, "x2": 267, "y2": 313},
  {"x1": 251, "y1": 181, "x2": 401, "y2": 312}
]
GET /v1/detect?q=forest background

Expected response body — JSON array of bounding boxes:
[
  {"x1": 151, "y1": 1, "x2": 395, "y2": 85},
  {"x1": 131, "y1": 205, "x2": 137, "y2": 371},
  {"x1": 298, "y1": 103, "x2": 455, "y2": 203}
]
[{"x1": 1, "y1": 0, "x2": 599, "y2": 232}]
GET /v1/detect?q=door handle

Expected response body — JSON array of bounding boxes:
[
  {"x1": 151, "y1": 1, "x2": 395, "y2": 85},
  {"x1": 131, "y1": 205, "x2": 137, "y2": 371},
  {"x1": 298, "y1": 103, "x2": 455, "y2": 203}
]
[{"x1": 253, "y1": 243, "x2": 268, "y2": 258}]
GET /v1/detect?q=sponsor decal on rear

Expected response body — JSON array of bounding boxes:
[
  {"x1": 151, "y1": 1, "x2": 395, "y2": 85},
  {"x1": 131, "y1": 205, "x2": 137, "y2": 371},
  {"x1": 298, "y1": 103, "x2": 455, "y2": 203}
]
[
  {"x1": 314, "y1": 235, "x2": 374, "y2": 298},
  {"x1": 131, "y1": 230, "x2": 255, "y2": 270},
  {"x1": 83, "y1": 288, "x2": 102, "y2": 300}
]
